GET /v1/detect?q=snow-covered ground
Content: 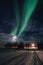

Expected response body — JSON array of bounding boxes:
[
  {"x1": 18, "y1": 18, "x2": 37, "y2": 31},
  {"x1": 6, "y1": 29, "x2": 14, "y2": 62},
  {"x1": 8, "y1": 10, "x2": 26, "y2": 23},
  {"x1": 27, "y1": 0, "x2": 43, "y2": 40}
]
[{"x1": 36, "y1": 50, "x2": 43, "y2": 62}]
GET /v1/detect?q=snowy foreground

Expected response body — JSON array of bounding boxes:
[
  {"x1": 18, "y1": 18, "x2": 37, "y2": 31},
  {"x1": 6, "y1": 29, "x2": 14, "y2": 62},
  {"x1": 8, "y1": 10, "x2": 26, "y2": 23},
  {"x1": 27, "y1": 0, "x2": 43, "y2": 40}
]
[{"x1": 0, "y1": 48, "x2": 43, "y2": 65}]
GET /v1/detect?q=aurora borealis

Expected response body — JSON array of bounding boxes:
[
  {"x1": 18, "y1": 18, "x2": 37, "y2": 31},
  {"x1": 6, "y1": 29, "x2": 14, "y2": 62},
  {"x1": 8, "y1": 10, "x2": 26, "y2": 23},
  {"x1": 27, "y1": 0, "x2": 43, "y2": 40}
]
[
  {"x1": 11, "y1": 0, "x2": 38, "y2": 36},
  {"x1": 0, "y1": 0, "x2": 43, "y2": 43},
  {"x1": 18, "y1": 0, "x2": 38, "y2": 36},
  {"x1": 11, "y1": 0, "x2": 20, "y2": 35}
]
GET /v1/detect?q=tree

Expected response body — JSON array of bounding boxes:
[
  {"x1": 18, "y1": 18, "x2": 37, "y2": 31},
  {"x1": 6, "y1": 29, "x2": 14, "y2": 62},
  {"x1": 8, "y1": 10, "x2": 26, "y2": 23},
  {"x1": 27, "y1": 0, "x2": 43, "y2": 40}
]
[{"x1": 17, "y1": 42, "x2": 24, "y2": 49}]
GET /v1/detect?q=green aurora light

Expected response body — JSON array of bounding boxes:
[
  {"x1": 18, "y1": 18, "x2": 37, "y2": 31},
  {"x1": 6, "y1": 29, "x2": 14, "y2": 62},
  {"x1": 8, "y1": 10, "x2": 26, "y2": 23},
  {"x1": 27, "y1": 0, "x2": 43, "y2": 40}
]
[
  {"x1": 11, "y1": 0, "x2": 38, "y2": 37},
  {"x1": 11, "y1": 0, "x2": 20, "y2": 35},
  {"x1": 18, "y1": 0, "x2": 38, "y2": 36}
]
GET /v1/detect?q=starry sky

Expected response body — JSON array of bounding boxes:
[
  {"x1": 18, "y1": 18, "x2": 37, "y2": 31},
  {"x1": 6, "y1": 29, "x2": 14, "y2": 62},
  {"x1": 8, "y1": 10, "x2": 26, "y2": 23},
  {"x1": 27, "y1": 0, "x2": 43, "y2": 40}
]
[{"x1": 0, "y1": 0, "x2": 43, "y2": 43}]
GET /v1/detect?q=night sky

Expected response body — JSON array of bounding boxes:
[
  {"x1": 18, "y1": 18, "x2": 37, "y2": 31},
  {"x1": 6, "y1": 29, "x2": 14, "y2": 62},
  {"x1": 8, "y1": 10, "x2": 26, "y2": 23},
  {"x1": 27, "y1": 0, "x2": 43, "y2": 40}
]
[{"x1": 0, "y1": 0, "x2": 43, "y2": 43}]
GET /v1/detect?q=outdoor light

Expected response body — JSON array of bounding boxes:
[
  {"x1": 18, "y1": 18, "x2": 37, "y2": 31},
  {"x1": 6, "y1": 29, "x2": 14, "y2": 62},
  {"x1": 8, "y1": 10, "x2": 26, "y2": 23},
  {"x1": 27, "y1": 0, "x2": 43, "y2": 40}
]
[
  {"x1": 29, "y1": 43, "x2": 38, "y2": 49},
  {"x1": 31, "y1": 43, "x2": 35, "y2": 47}
]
